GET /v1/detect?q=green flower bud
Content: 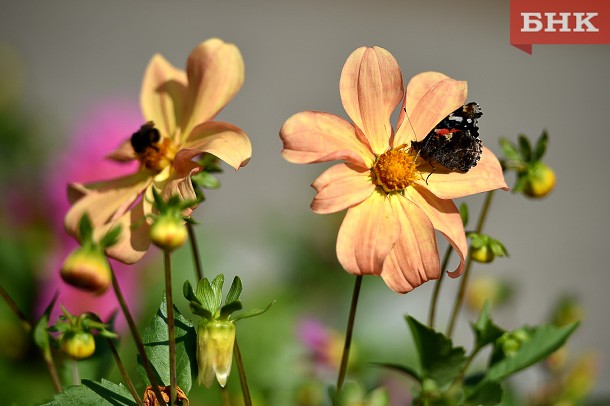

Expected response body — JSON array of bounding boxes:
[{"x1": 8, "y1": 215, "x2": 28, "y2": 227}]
[
  {"x1": 471, "y1": 244, "x2": 494, "y2": 263},
  {"x1": 60, "y1": 331, "x2": 95, "y2": 360},
  {"x1": 60, "y1": 246, "x2": 111, "y2": 295},
  {"x1": 197, "y1": 320, "x2": 236, "y2": 388},
  {"x1": 498, "y1": 328, "x2": 530, "y2": 357},
  {"x1": 523, "y1": 161, "x2": 556, "y2": 198},
  {"x1": 150, "y1": 215, "x2": 187, "y2": 252}
]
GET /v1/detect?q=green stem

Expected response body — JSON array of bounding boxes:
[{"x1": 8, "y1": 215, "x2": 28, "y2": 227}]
[
  {"x1": 187, "y1": 222, "x2": 203, "y2": 281},
  {"x1": 428, "y1": 246, "x2": 453, "y2": 329},
  {"x1": 335, "y1": 275, "x2": 363, "y2": 397},
  {"x1": 71, "y1": 359, "x2": 81, "y2": 385},
  {"x1": 0, "y1": 284, "x2": 31, "y2": 332},
  {"x1": 233, "y1": 337, "x2": 252, "y2": 406},
  {"x1": 446, "y1": 191, "x2": 496, "y2": 337},
  {"x1": 220, "y1": 385, "x2": 231, "y2": 406},
  {"x1": 43, "y1": 351, "x2": 63, "y2": 393},
  {"x1": 110, "y1": 264, "x2": 167, "y2": 406},
  {"x1": 107, "y1": 338, "x2": 143, "y2": 406},
  {"x1": 164, "y1": 251, "x2": 178, "y2": 405}
]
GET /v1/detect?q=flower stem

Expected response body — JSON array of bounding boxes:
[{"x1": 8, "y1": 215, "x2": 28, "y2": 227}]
[
  {"x1": 42, "y1": 350, "x2": 63, "y2": 393},
  {"x1": 164, "y1": 251, "x2": 178, "y2": 405},
  {"x1": 446, "y1": 190, "x2": 496, "y2": 337},
  {"x1": 233, "y1": 337, "x2": 252, "y2": 406},
  {"x1": 0, "y1": 284, "x2": 31, "y2": 332},
  {"x1": 71, "y1": 359, "x2": 81, "y2": 385},
  {"x1": 107, "y1": 338, "x2": 143, "y2": 406},
  {"x1": 335, "y1": 275, "x2": 363, "y2": 397},
  {"x1": 187, "y1": 222, "x2": 203, "y2": 281},
  {"x1": 110, "y1": 264, "x2": 167, "y2": 406},
  {"x1": 428, "y1": 246, "x2": 453, "y2": 329},
  {"x1": 220, "y1": 385, "x2": 231, "y2": 406}
]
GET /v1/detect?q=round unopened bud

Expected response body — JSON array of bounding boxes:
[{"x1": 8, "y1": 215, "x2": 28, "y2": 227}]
[
  {"x1": 150, "y1": 215, "x2": 187, "y2": 252},
  {"x1": 499, "y1": 329, "x2": 530, "y2": 357},
  {"x1": 60, "y1": 247, "x2": 111, "y2": 295},
  {"x1": 60, "y1": 331, "x2": 96, "y2": 360},
  {"x1": 524, "y1": 162, "x2": 556, "y2": 198},
  {"x1": 197, "y1": 320, "x2": 236, "y2": 388},
  {"x1": 471, "y1": 245, "x2": 494, "y2": 263}
]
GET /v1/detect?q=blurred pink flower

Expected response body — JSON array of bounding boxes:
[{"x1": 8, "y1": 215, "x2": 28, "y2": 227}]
[{"x1": 38, "y1": 100, "x2": 144, "y2": 330}]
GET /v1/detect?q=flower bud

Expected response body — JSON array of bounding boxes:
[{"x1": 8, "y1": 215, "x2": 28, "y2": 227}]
[
  {"x1": 143, "y1": 385, "x2": 189, "y2": 406},
  {"x1": 150, "y1": 215, "x2": 187, "y2": 252},
  {"x1": 498, "y1": 329, "x2": 530, "y2": 357},
  {"x1": 60, "y1": 247, "x2": 111, "y2": 295},
  {"x1": 60, "y1": 331, "x2": 95, "y2": 360},
  {"x1": 523, "y1": 162, "x2": 556, "y2": 198},
  {"x1": 197, "y1": 320, "x2": 236, "y2": 388},
  {"x1": 471, "y1": 245, "x2": 494, "y2": 263}
]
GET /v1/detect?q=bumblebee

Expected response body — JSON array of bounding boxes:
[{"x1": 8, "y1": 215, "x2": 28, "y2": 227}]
[{"x1": 130, "y1": 121, "x2": 161, "y2": 154}]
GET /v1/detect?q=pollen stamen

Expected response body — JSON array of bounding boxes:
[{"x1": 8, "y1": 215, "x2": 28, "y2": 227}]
[{"x1": 372, "y1": 147, "x2": 419, "y2": 193}]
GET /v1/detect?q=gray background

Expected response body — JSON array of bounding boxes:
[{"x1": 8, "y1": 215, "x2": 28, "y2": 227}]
[{"x1": 2, "y1": 0, "x2": 610, "y2": 397}]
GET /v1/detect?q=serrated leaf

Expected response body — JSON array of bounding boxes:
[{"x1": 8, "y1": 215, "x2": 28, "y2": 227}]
[
  {"x1": 225, "y1": 276, "x2": 243, "y2": 304},
  {"x1": 406, "y1": 316, "x2": 467, "y2": 387},
  {"x1": 373, "y1": 362, "x2": 421, "y2": 383},
  {"x1": 499, "y1": 138, "x2": 521, "y2": 162},
  {"x1": 465, "y1": 381, "x2": 503, "y2": 405},
  {"x1": 459, "y1": 203, "x2": 469, "y2": 227},
  {"x1": 231, "y1": 300, "x2": 275, "y2": 322},
  {"x1": 137, "y1": 294, "x2": 198, "y2": 394},
  {"x1": 220, "y1": 300, "x2": 243, "y2": 319},
  {"x1": 533, "y1": 130, "x2": 548, "y2": 161},
  {"x1": 41, "y1": 379, "x2": 136, "y2": 406},
  {"x1": 210, "y1": 274, "x2": 225, "y2": 311},
  {"x1": 472, "y1": 302, "x2": 505, "y2": 351},
  {"x1": 484, "y1": 322, "x2": 578, "y2": 383},
  {"x1": 517, "y1": 135, "x2": 532, "y2": 162}
]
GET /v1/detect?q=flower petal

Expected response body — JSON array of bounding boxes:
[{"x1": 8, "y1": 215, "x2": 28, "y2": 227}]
[
  {"x1": 183, "y1": 38, "x2": 244, "y2": 137},
  {"x1": 339, "y1": 46, "x2": 403, "y2": 154},
  {"x1": 65, "y1": 172, "x2": 152, "y2": 237},
  {"x1": 394, "y1": 77, "x2": 467, "y2": 146},
  {"x1": 311, "y1": 163, "x2": 375, "y2": 214},
  {"x1": 422, "y1": 147, "x2": 509, "y2": 199},
  {"x1": 140, "y1": 54, "x2": 188, "y2": 141},
  {"x1": 280, "y1": 111, "x2": 373, "y2": 167},
  {"x1": 380, "y1": 195, "x2": 440, "y2": 293},
  {"x1": 180, "y1": 121, "x2": 252, "y2": 170},
  {"x1": 100, "y1": 198, "x2": 151, "y2": 264},
  {"x1": 336, "y1": 191, "x2": 400, "y2": 276},
  {"x1": 106, "y1": 139, "x2": 136, "y2": 162},
  {"x1": 406, "y1": 186, "x2": 467, "y2": 277}
]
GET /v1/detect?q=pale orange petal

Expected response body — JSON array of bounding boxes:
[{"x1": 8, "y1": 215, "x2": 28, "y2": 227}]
[
  {"x1": 163, "y1": 170, "x2": 199, "y2": 210},
  {"x1": 336, "y1": 191, "x2": 400, "y2": 276},
  {"x1": 180, "y1": 121, "x2": 251, "y2": 170},
  {"x1": 422, "y1": 147, "x2": 508, "y2": 199},
  {"x1": 280, "y1": 111, "x2": 373, "y2": 167},
  {"x1": 311, "y1": 163, "x2": 375, "y2": 214},
  {"x1": 106, "y1": 139, "x2": 136, "y2": 162},
  {"x1": 101, "y1": 198, "x2": 151, "y2": 264},
  {"x1": 183, "y1": 38, "x2": 244, "y2": 137},
  {"x1": 140, "y1": 54, "x2": 188, "y2": 141},
  {"x1": 65, "y1": 173, "x2": 152, "y2": 237},
  {"x1": 380, "y1": 195, "x2": 440, "y2": 293},
  {"x1": 394, "y1": 77, "x2": 467, "y2": 146},
  {"x1": 406, "y1": 186, "x2": 467, "y2": 277},
  {"x1": 339, "y1": 47, "x2": 403, "y2": 154}
]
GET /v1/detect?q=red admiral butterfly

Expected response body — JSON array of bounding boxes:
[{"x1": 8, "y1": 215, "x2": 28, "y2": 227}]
[{"x1": 411, "y1": 102, "x2": 483, "y2": 173}]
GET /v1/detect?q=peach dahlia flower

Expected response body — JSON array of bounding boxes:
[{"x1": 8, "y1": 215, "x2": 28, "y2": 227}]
[
  {"x1": 65, "y1": 38, "x2": 251, "y2": 264},
  {"x1": 280, "y1": 46, "x2": 507, "y2": 293}
]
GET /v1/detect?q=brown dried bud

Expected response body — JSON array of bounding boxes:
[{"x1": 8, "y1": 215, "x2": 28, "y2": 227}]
[{"x1": 143, "y1": 385, "x2": 189, "y2": 406}]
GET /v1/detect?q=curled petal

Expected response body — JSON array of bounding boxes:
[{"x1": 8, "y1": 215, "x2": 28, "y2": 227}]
[
  {"x1": 141, "y1": 54, "x2": 188, "y2": 141},
  {"x1": 406, "y1": 186, "x2": 467, "y2": 277},
  {"x1": 311, "y1": 163, "x2": 375, "y2": 214},
  {"x1": 336, "y1": 191, "x2": 400, "y2": 276},
  {"x1": 184, "y1": 38, "x2": 244, "y2": 136},
  {"x1": 340, "y1": 46, "x2": 403, "y2": 154},
  {"x1": 394, "y1": 78, "x2": 467, "y2": 146},
  {"x1": 181, "y1": 121, "x2": 251, "y2": 170},
  {"x1": 162, "y1": 168, "x2": 200, "y2": 218},
  {"x1": 422, "y1": 147, "x2": 508, "y2": 199},
  {"x1": 380, "y1": 195, "x2": 440, "y2": 293},
  {"x1": 100, "y1": 199, "x2": 151, "y2": 264},
  {"x1": 280, "y1": 111, "x2": 373, "y2": 167}
]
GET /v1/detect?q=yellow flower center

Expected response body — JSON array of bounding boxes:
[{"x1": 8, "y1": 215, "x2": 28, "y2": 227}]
[
  {"x1": 372, "y1": 146, "x2": 419, "y2": 193},
  {"x1": 131, "y1": 122, "x2": 177, "y2": 172}
]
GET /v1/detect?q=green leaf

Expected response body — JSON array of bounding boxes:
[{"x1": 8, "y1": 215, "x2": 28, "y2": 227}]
[
  {"x1": 41, "y1": 379, "x2": 136, "y2": 406},
  {"x1": 533, "y1": 130, "x2": 548, "y2": 161},
  {"x1": 151, "y1": 187, "x2": 166, "y2": 211},
  {"x1": 471, "y1": 302, "x2": 505, "y2": 351},
  {"x1": 210, "y1": 274, "x2": 225, "y2": 311},
  {"x1": 406, "y1": 316, "x2": 467, "y2": 387},
  {"x1": 189, "y1": 300, "x2": 213, "y2": 319},
  {"x1": 484, "y1": 322, "x2": 578, "y2": 383},
  {"x1": 99, "y1": 225, "x2": 122, "y2": 248},
  {"x1": 490, "y1": 240, "x2": 508, "y2": 257},
  {"x1": 220, "y1": 300, "x2": 243, "y2": 319},
  {"x1": 192, "y1": 171, "x2": 221, "y2": 189},
  {"x1": 464, "y1": 381, "x2": 503, "y2": 405},
  {"x1": 183, "y1": 280, "x2": 200, "y2": 304},
  {"x1": 78, "y1": 214, "x2": 94, "y2": 241},
  {"x1": 373, "y1": 362, "x2": 421, "y2": 383},
  {"x1": 197, "y1": 277, "x2": 217, "y2": 314},
  {"x1": 225, "y1": 276, "x2": 243, "y2": 304},
  {"x1": 231, "y1": 300, "x2": 275, "y2": 322},
  {"x1": 459, "y1": 203, "x2": 469, "y2": 227},
  {"x1": 517, "y1": 135, "x2": 532, "y2": 162},
  {"x1": 498, "y1": 138, "x2": 521, "y2": 162},
  {"x1": 513, "y1": 174, "x2": 528, "y2": 193},
  {"x1": 34, "y1": 292, "x2": 59, "y2": 359},
  {"x1": 137, "y1": 294, "x2": 198, "y2": 394}
]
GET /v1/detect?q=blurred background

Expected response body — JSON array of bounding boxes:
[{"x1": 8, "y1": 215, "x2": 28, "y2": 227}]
[{"x1": 1, "y1": 0, "x2": 609, "y2": 404}]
